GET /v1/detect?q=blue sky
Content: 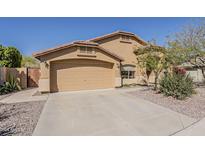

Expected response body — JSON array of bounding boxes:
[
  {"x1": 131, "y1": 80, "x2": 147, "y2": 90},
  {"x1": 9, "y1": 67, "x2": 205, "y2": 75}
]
[{"x1": 0, "y1": 17, "x2": 198, "y2": 56}]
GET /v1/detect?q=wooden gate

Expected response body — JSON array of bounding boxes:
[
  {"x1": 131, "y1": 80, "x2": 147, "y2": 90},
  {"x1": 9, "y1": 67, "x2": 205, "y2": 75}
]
[{"x1": 27, "y1": 68, "x2": 40, "y2": 87}]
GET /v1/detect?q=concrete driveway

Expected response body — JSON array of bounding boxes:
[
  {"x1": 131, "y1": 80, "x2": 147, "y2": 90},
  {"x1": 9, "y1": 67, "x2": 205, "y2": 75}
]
[
  {"x1": 33, "y1": 88, "x2": 196, "y2": 136},
  {"x1": 0, "y1": 88, "x2": 48, "y2": 104}
]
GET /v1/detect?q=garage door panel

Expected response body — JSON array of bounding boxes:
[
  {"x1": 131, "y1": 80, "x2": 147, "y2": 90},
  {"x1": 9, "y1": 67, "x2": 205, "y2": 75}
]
[{"x1": 50, "y1": 59, "x2": 115, "y2": 92}]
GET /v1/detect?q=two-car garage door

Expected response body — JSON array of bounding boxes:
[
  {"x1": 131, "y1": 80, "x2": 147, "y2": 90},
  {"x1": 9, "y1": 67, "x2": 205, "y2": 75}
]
[{"x1": 50, "y1": 59, "x2": 115, "y2": 92}]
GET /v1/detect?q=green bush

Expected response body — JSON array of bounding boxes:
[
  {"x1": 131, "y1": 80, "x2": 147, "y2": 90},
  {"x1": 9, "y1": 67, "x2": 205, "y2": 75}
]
[
  {"x1": 159, "y1": 72, "x2": 195, "y2": 100},
  {"x1": 0, "y1": 74, "x2": 21, "y2": 95},
  {"x1": 0, "y1": 46, "x2": 22, "y2": 67}
]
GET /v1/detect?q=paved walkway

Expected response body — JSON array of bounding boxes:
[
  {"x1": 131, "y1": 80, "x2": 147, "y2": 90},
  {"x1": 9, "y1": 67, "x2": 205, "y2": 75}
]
[
  {"x1": 0, "y1": 88, "x2": 48, "y2": 104},
  {"x1": 174, "y1": 118, "x2": 205, "y2": 136},
  {"x1": 33, "y1": 88, "x2": 196, "y2": 136}
]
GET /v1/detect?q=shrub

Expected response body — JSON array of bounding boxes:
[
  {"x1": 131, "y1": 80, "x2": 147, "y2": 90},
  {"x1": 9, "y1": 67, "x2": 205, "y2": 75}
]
[
  {"x1": 159, "y1": 72, "x2": 195, "y2": 100},
  {"x1": 0, "y1": 46, "x2": 22, "y2": 67},
  {"x1": 0, "y1": 74, "x2": 21, "y2": 95},
  {"x1": 173, "y1": 67, "x2": 187, "y2": 75}
]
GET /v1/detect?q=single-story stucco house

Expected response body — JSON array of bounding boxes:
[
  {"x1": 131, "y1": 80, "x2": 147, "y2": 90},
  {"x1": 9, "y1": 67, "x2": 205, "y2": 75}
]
[
  {"x1": 33, "y1": 31, "x2": 150, "y2": 93},
  {"x1": 181, "y1": 63, "x2": 205, "y2": 83}
]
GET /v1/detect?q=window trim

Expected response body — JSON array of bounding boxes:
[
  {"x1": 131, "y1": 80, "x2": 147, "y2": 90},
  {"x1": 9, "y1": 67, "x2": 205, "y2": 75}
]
[
  {"x1": 121, "y1": 65, "x2": 136, "y2": 79},
  {"x1": 120, "y1": 35, "x2": 132, "y2": 44},
  {"x1": 121, "y1": 35, "x2": 130, "y2": 41},
  {"x1": 79, "y1": 46, "x2": 95, "y2": 54},
  {"x1": 121, "y1": 70, "x2": 135, "y2": 79}
]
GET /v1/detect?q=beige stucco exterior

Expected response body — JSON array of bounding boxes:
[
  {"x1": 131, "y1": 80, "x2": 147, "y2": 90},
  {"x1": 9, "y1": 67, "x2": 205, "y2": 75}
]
[
  {"x1": 93, "y1": 34, "x2": 150, "y2": 85},
  {"x1": 186, "y1": 68, "x2": 204, "y2": 83},
  {"x1": 0, "y1": 67, "x2": 28, "y2": 89},
  {"x1": 34, "y1": 31, "x2": 151, "y2": 92},
  {"x1": 37, "y1": 45, "x2": 121, "y2": 92},
  {"x1": 50, "y1": 59, "x2": 115, "y2": 92}
]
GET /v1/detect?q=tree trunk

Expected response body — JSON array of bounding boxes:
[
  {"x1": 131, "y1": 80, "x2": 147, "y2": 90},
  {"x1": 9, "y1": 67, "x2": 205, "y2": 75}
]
[
  {"x1": 146, "y1": 69, "x2": 151, "y2": 86},
  {"x1": 154, "y1": 72, "x2": 158, "y2": 91},
  {"x1": 201, "y1": 68, "x2": 205, "y2": 79}
]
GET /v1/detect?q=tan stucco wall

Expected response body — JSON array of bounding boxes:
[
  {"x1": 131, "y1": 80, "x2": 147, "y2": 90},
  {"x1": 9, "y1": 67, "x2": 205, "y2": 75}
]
[
  {"x1": 1, "y1": 67, "x2": 28, "y2": 89},
  {"x1": 38, "y1": 46, "x2": 121, "y2": 92},
  {"x1": 96, "y1": 34, "x2": 145, "y2": 85},
  {"x1": 38, "y1": 62, "x2": 50, "y2": 92},
  {"x1": 97, "y1": 35, "x2": 143, "y2": 64},
  {"x1": 187, "y1": 69, "x2": 204, "y2": 82},
  {"x1": 0, "y1": 67, "x2": 6, "y2": 85}
]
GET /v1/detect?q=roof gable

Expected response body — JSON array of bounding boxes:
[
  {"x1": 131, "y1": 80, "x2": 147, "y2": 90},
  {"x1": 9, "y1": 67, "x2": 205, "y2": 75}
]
[
  {"x1": 89, "y1": 30, "x2": 148, "y2": 46},
  {"x1": 33, "y1": 31, "x2": 147, "y2": 60},
  {"x1": 33, "y1": 41, "x2": 124, "y2": 61}
]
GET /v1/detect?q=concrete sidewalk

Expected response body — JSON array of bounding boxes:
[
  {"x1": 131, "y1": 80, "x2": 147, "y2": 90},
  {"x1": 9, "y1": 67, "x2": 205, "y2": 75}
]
[
  {"x1": 0, "y1": 88, "x2": 48, "y2": 104},
  {"x1": 33, "y1": 89, "x2": 196, "y2": 136},
  {"x1": 174, "y1": 118, "x2": 205, "y2": 136}
]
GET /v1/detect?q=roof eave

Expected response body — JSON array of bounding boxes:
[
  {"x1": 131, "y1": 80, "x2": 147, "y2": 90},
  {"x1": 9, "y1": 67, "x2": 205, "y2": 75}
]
[
  {"x1": 33, "y1": 43, "x2": 123, "y2": 61},
  {"x1": 89, "y1": 31, "x2": 148, "y2": 46}
]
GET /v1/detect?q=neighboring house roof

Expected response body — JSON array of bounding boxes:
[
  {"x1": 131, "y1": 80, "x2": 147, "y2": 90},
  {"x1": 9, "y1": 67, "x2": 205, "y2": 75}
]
[
  {"x1": 33, "y1": 40, "x2": 124, "y2": 61},
  {"x1": 89, "y1": 30, "x2": 148, "y2": 45},
  {"x1": 33, "y1": 30, "x2": 147, "y2": 60},
  {"x1": 181, "y1": 61, "x2": 205, "y2": 69}
]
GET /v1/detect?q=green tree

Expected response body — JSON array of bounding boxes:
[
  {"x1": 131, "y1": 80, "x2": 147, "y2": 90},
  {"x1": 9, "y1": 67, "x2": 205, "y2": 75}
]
[
  {"x1": 21, "y1": 56, "x2": 40, "y2": 68},
  {"x1": 134, "y1": 44, "x2": 168, "y2": 90},
  {"x1": 0, "y1": 45, "x2": 5, "y2": 57},
  {"x1": 0, "y1": 46, "x2": 22, "y2": 67},
  {"x1": 159, "y1": 70, "x2": 195, "y2": 100},
  {"x1": 167, "y1": 22, "x2": 205, "y2": 78}
]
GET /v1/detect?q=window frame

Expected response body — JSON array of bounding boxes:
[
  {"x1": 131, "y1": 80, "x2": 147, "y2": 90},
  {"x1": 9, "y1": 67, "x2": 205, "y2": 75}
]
[
  {"x1": 79, "y1": 46, "x2": 95, "y2": 54},
  {"x1": 121, "y1": 35, "x2": 130, "y2": 41},
  {"x1": 79, "y1": 46, "x2": 87, "y2": 53},
  {"x1": 121, "y1": 70, "x2": 135, "y2": 79}
]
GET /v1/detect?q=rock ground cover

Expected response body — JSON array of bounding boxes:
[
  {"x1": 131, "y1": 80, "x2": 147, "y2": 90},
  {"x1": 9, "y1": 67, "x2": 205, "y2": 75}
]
[
  {"x1": 129, "y1": 87, "x2": 205, "y2": 120},
  {"x1": 0, "y1": 100, "x2": 46, "y2": 136}
]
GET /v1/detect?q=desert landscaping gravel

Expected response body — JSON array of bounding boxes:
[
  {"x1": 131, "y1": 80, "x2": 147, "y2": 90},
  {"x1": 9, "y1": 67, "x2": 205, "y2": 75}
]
[
  {"x1": 129, "y1": 87, "x2": 205, "y2": 120},
  {"x1": 0, "y1": 100, "x2": 46, "y2": 136}
]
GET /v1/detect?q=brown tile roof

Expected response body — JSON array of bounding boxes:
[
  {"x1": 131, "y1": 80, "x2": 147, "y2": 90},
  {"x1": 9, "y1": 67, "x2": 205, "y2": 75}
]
[
  {"x1": 33, "y1": 42, "x2": 76, "y2": 58},
  {"x1": 33, "y1": 40, "x2": 124, "y2": 61},
  {"x1": 89, "y1": 30, "x2": 148, "y2": 45},
  {"x1": 97, "y1": 46, "x2": 124, "y2": 61},
  {"x1": 73, "y1": 40, "x2": 99, "y2": 46},
  {"x1": 33, "y1": 30, "x2": 147, "y2": 60}
]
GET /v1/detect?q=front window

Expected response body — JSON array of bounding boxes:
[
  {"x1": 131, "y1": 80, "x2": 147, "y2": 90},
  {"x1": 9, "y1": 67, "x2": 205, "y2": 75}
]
[
  {"x1": 121, "y1": 71, "x2": 135, "y2": 79},
  {"x1": 121, "y1": 65, "x2": 135, "y2": 79}
]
